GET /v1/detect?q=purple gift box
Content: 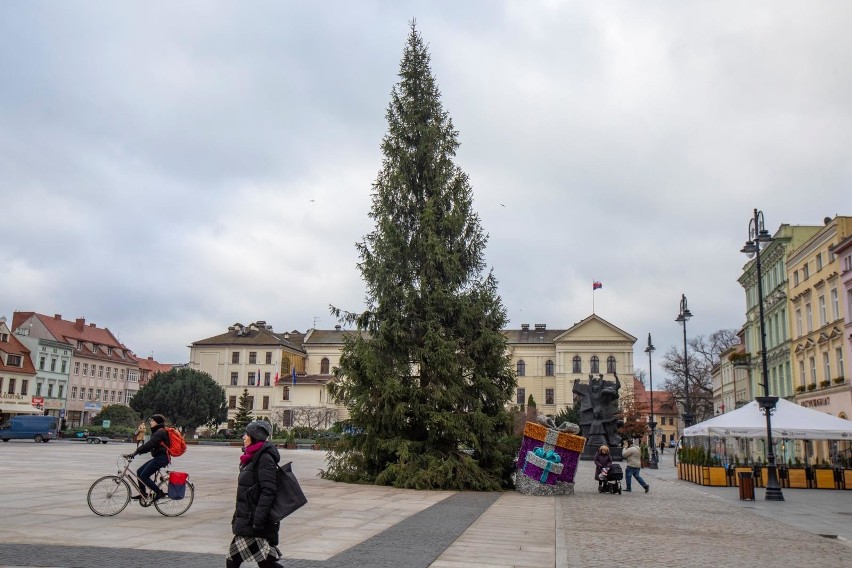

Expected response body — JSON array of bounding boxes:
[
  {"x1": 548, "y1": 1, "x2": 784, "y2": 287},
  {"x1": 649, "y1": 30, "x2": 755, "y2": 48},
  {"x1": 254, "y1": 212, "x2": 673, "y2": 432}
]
[{"x1": 517, "y1": 423, "x2": 584, "y2": 484}]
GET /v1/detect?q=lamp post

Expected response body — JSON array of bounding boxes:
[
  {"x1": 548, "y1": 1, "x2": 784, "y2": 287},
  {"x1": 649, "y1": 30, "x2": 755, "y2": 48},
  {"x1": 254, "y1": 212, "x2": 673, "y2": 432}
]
[
  {"x1": 675, "y1": 294, "x2": 693, "y2": 428},
  {"x1": 741, "y1": 208, "x2": 784, "y2": 501},
  {"x1": 645, "y1": 333, "x2": 658, "y2": 469}
]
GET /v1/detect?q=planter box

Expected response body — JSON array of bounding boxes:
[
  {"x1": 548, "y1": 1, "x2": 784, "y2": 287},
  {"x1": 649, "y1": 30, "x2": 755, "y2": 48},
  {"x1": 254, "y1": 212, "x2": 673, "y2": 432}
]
[
  {"x1": 707, "y1": 466, "x2": 728, "y2": 486},
  {"x1": 814, "y1": 468, "x2": 836, "y2": 489},
  {"x1": 787, "y1": 468, "x2": 809, "y2": 489},
  {"x1": 844, "y1": 469, "x2": 852, "y2": 490}
]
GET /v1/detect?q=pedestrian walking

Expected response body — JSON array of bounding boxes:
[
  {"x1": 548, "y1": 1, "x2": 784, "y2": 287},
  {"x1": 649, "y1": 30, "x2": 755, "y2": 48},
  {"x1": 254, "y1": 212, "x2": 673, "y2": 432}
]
[
  {"x1": 659, "y1": 440, "x2": 665, "y2": 455},
  {"x1": 593, "y1": 445, "x2": 612, "y2": 491},
  {"x1": 134, "y1": 421, "x2": 146, "y2": 448},
  {"x1": 622, "y1": 440, "x2": 649, "y2": 493},
  {"x1": 226, "y1": 420, "x2": 283, "y2": 568}
]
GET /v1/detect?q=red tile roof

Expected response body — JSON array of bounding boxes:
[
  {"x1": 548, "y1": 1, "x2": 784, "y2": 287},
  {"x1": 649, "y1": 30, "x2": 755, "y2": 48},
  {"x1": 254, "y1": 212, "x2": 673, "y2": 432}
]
[{"x1": 0, "y1": 325, "x2": 37, "y2": 376}]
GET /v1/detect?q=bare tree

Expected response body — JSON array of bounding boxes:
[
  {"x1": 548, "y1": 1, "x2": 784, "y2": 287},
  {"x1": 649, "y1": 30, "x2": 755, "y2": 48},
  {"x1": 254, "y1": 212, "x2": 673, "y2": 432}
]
[
  {"x1": 272, "y1": 406, "x2": 338, "y2": 431},
  {"x1": 662, "y1": 329, "x2": 738, "y2": 424}
]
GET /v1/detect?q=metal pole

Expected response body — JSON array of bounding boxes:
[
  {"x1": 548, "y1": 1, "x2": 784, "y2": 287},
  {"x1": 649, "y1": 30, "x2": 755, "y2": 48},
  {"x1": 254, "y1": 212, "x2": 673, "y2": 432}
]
[
  {"x1": 646, "y1": 333, "x2": 658, "y2": 469},
  {"x1": 677, "y1": 294, "x2": 693, "y2": 428},
  {"x1": 749, "y1": 208, "x2": 784, "y2": 501}
]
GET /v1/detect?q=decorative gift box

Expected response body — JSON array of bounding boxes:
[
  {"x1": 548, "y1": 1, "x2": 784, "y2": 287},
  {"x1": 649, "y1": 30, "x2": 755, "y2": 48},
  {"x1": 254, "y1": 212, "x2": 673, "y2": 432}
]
[{"x1": 517, "y1": 422, "x2": 585, "y2": 484}]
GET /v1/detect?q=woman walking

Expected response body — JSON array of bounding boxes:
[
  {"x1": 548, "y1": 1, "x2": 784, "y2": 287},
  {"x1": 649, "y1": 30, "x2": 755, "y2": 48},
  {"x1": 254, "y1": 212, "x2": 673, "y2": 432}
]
[
  {"x1": 134, "y1": 421, "x2": 146, "y2": 449},
  {"x1": 226, "y1": 420, "x2": 283, "y2": 568},
  {"x1": 594, "y1": 444, "x2": 612, "y2": 491}
]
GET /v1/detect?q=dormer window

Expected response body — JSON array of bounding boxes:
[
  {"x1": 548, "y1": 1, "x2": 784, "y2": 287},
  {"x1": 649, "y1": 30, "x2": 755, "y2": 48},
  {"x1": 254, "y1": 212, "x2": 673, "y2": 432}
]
[
  {"x1": 107, "y1": 347, "x2": 113, "y2": 356},
  {"x1": 0, "y1": 332, "x2": 8, "y2": 342},
  {"x1": 6, "y1": 354, "x2": 22, "y2": 367},
  {"x1": 76, "y1": 341, "x2": 83, "y2": 350},
  {"x1": 91, "y1": 344, "x2": 98, "y2": 353}
]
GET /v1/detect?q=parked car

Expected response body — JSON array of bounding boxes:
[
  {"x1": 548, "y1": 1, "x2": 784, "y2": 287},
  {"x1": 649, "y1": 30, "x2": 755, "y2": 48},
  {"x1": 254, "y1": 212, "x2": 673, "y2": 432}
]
[{"x1": 0, "y1": 415, "x2": 59, "y2": 443}]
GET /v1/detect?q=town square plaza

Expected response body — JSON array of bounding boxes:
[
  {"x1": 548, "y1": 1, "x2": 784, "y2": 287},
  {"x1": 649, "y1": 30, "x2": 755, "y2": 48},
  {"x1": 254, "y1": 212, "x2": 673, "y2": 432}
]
[{"x1": 0, "y1": 442, "x2": 849, "y2": 568}]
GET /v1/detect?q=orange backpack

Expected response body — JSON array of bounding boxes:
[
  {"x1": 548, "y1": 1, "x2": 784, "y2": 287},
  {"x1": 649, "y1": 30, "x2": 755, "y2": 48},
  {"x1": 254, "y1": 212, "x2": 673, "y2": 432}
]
[{"x1": 161, "y1": 427, "x2": 187, "y2": 458}]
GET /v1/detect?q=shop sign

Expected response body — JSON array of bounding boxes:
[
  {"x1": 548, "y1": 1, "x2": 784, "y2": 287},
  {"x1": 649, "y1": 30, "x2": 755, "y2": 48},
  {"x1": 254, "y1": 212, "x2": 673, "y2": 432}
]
[
  {"x1": 31, "y1": 396, "x2": 44, "y2": 409},
  {"x1": 801, "y1": 397, "x2": 830, "y2": 408},
  {"x1": 0, "y1": 393, "x2": 25, "y2": 401},
  {"x1": 83, "y1": 402, "x2": 102, "y2": 411}
]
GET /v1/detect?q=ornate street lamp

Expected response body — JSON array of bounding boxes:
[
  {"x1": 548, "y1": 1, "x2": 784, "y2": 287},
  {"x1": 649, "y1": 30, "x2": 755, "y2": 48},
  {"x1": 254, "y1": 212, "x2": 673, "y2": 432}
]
[
  {"x1": 741, "y1": 208, "x2": 784, "y2": 501},
  {"x1": 675, "y1": 294, "x2": 693, "y2": 428},
  {"x1": 645, "y1": 333, "x2": 658, "y2": 469}
]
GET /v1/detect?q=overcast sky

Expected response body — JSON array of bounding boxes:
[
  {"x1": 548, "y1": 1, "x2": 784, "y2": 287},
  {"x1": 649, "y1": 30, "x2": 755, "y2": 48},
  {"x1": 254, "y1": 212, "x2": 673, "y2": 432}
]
[{"x1": 1, "y1": 1, "x2": 850, "y2": 385}]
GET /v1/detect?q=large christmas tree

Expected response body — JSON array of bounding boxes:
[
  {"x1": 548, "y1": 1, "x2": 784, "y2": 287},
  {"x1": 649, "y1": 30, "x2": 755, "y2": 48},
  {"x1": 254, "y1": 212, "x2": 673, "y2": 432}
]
[{"x1": 323, "y1": 23, "x2": 516, "y2": 491}]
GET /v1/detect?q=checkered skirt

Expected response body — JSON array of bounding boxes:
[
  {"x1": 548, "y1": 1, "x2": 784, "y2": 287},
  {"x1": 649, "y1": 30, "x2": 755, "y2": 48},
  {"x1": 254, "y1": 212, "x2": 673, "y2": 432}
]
[{"x1": 226, "y1": 535, "x2": 281, "y2": 564}]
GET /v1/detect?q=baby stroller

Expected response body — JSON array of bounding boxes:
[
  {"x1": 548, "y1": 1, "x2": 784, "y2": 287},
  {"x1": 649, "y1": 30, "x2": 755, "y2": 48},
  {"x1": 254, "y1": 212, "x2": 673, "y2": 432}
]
[{"x1": 597, "y1": 463, "x2": 623, "y2": 494}]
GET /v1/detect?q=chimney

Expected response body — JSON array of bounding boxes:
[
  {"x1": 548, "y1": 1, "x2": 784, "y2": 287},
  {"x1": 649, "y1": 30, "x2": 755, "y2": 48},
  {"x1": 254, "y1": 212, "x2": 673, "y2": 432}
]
[
  {"x1": 54, "y1": 314, "x2": 62, "y2": 320},
  {"x1": 89, "y1": 323, "x2": 96, "y2": 328},
  {"x1": 521, "y1": 324, "x2": 530, "y2": 331},
  {"x1": 534, "y1": 323, "x2": 546, "y2": 331},
  {"x1": 75, "y1": 318, "x2": 85, "y2": 330}
]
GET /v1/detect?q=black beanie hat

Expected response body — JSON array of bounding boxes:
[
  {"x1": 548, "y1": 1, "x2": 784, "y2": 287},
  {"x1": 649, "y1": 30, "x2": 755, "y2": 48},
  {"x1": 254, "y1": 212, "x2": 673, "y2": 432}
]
[
  {"x1": 151, "y1": 414, "x2": 165, "y2": 425},
  {"x1": 245, "y1": 420, "x2": 272, "y2": 441}
]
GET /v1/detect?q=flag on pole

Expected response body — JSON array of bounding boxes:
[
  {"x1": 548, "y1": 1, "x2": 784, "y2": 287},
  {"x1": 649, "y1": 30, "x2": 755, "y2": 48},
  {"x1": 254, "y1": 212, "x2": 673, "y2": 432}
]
[
  {"x1": 274, "y1": 371, "x2": 279, "y2": 384},
  {"x1": 593, "y1": 281, "x2": 603, "y2": 290},
  {"x1": 257, "y1": 369, "x2": 261, "y2": 385},
  {"x1": 292, "y1": 366, "x2": 297, "y2": 385}
]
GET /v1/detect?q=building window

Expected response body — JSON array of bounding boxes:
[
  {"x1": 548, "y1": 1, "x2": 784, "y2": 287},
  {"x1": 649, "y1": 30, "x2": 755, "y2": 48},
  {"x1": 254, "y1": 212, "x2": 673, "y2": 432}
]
[
  {"x1": 282, "y1": 357, "x2": 291, "y2": 373},
  {"x1": 102, "y1": 390, "x2": 108, "y2": 401},
  {"x1": 516, "y1": 360, "x2": 525, "y2": 376},
  {"x1": 262, "y1": 396, "x2": 270, "y2": 410},
  {"x1": 816, "y1": 252, "x2": 823, "y2": 271},
  {"x1": 572, "y1": 356, "x2": 581, "y2": 373},
  {"x1": 50, "y1": 358, "x2": 56, "y2": 372},
  {"x1": 803, "y1": 263, "x2": 810, "y2": 279},
  {"x1": 818, "y1": 296, "x2": 826, "y2": 326},
  {"x1": 796, "y1": 309, "x2": 802, "y2": 337},
  {"x1": 105, "y1": 366, "x2": 111, "y2": 379},
  {"x1": 799, "y1": 360, "x2": 806, "y2": 385},
  {"x1": 61, "y1": 360, "x2": 66, "y2": 374},
  {"x1": 264, "y1": 372, "x2": 271, "y2": 386},
  {"x1": 806, "y1": 303, "x2": 813, "y2": 332},
  {"x1": 73, "y1": 361, "x2": 79, "y2": 375},
  {"x1": 266, "y1": 352, "x2": 272, "y2": 364},
  {"x1": 793, "y1": 270, "x2": 799, "y2": 286},
  {"x1": 95, "y1": 388, "x2": 101, "y2": 400},
  {"x1": 39, "y1": 356, "x2": 45, "y2": 370},
  {"x1": 87, "y1": 388, "x2": 93, "y2": 400},
  {"x1": 36, "y1": 383, "x2": 42, "y2": 396},
  {"x1": 98, "y1": 365, "x2": 104, "y2": 378},
  {"x1": 71, "y1": 386, "x2": 77, "y2": 399},
  {"x1": 838, "y1": 347, "x2": 845, "y2": 379},
  {"x1": 247, "y1": 396, "x2": 254, "y2": 410},
  {"x1": 249, "y1": 352, "x2": 257, "y2": 365},
  {"x1": 113, "y1": 367, "x2": 117, "y2": 379},
  {"x1": 107, "y1": 347, "x2": 112, "y2": 356},
  {"x1": 82, "y1": 363, "x2": 88, "y2": 376},
  {"x1": 230, "y1": 372, "x2": 238, "y2": 386},
  {"x1": 545, "y1": 388, "x2": 554, "y2": 405},
  {"x1": 321, "y1": 358, "x2": 330, "y2": 375},
  {"x1": 76, "y1": 341, "x2": 83, "y2": 350},
  {"x1": 231, "y1": 352, "x2": 240, "y2": 364},
  {"x1": 810, "y1": 357, "x2": 817, "y2": 383},
  {"x1": 830, "y1": 288, "x2": 839, "y2": 320},
  {"x1": 120, "y1": 369, "x2": 125, "y2": 380},
  {"x1": 228, "y1": 396, "x2": 237, "y2": 409},
  {"x1": 248, "y1": 373, "x2": 256, "y2": 387},
  {"x1": 590, "y1": 356, "x2": 600, "y2": 374},
  {"x1": 516, "y1": 387, "x2": 526, "y2": 405},
  {"x1": 545, "y1": 360, "x2": 554, "y2": 376},
  {"x1": 90, "y1": 365, "x2": 96, "y2": 377},
  {"x1": 282, "y1": 386, "x2": 290, "y2": 401},
  {"x1": 58, "y1": 384, "x2": 64, "y2": 399},
  {"x1": 20, "y1": 379, "x2": 28, "y2": 394},
  {"x1": 47, "y1": 383, "x2": 54, "y2": 397},
  {"x1": 7, "y1": 378, "x2": 15, "y2": 394},
  {"x1": 6, "y1": 354, "x2": 21, "y2": 367},
  {"x1": 823, "y1": 353, "x2": 830, "y2": 381},
  {"x1": 606, "y1": 356, "x2": 617, "y2": 374}
]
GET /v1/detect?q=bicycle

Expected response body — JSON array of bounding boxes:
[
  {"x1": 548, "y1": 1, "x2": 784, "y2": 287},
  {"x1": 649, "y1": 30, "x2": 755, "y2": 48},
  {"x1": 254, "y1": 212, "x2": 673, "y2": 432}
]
[{"x1": 87, "y1": 455, "x2": 195, "y2": 517}]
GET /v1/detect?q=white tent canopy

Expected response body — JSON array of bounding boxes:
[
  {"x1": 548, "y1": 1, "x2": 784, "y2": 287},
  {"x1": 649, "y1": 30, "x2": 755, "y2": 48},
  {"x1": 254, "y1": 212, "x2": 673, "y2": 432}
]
[{"x1": 683, "y1": 398, "x2": 852, "y2": 441}]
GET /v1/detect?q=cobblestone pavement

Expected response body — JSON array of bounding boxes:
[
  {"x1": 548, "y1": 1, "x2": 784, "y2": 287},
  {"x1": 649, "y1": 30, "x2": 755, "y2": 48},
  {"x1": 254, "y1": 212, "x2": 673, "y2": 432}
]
[{"x1": 1, "y1": 441, "x2": 850, "y2": 567}]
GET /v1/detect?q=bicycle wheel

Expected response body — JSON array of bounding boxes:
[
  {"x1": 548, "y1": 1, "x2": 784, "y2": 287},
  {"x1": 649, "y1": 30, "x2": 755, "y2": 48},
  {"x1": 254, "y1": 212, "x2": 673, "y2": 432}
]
[
  {"x1": 87, "y1": 475, "x2": 131, "y2": 516},
  {"x1": 154, "y1": 481, "x2": 194, "y2": 517}
]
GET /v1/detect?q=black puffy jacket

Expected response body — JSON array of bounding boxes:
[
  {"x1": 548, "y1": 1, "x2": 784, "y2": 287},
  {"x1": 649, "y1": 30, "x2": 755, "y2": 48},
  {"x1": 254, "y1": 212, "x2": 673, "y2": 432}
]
[{"x1": 231, "y1": 442, "x2": 281, "y2": 544}]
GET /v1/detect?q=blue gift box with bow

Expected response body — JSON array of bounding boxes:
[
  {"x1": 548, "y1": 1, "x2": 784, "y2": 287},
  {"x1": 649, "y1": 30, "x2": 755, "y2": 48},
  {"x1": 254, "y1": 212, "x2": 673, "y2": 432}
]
[{"x1": 521, "y1": 446, "x2": 565, "y2": 485}]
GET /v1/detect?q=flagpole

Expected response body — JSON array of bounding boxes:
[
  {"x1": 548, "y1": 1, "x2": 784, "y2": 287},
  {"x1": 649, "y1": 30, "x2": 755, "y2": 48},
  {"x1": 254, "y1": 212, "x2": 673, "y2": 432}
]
[{"x1": 592, "y1": 279, "x2": 595, "y2": 314}]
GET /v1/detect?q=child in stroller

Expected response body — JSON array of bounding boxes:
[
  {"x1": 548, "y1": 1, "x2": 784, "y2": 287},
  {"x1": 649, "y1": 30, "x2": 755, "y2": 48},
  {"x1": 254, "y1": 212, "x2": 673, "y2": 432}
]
[{"x1": 598, "y1": 463, "x2": 623, "y2": 494}]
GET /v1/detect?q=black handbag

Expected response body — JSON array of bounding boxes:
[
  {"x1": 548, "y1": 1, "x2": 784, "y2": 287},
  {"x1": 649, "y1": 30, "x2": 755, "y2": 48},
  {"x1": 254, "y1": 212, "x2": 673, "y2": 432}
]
[{"x1": 268, "y1": 461, "x2": 307, "y2": 522}]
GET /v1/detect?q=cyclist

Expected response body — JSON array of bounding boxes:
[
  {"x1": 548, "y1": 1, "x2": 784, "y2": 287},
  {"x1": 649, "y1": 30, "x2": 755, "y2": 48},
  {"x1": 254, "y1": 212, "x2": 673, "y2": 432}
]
[{"x1": 123, "y1": 414, "x2": 169, "y2": 502}]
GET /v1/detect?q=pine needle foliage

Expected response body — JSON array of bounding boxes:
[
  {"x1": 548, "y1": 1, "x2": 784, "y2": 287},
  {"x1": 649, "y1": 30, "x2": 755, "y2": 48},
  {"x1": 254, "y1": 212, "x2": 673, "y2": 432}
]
[
  {"x1": 322, "y1": 22, "x2": 516, "y2": 491},
  {"x1": 232, "y1": 388, "x2": 254, "y2": 433}
]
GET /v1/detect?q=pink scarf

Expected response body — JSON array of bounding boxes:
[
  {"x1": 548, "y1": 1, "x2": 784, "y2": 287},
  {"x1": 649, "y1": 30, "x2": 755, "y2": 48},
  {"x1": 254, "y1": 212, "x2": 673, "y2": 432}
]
[{"x1": 240, "y1": 441, "x2": 265, "y2": 467}]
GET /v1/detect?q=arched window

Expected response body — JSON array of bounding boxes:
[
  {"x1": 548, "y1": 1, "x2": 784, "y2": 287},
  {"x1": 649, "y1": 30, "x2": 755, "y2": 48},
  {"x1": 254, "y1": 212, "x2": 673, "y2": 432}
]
[
  {"x1": 590, "y1": 355, "x2": 600, "y2": 374},
  {"x1": 545, "y1": 360, "x2": 554, "y2": 376},
  {"x1": 320, "y1": 357, "x2": 330, "y2": 374},
  {"x1": 606, "y1": 356, "x2": 616, "y2": 374},
  {"x1": 572, "y1": 356, "x2": 582, "y2": 373},
  {"x1": 516, "y1": 360, "x2": 525, "y2": 377}
]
